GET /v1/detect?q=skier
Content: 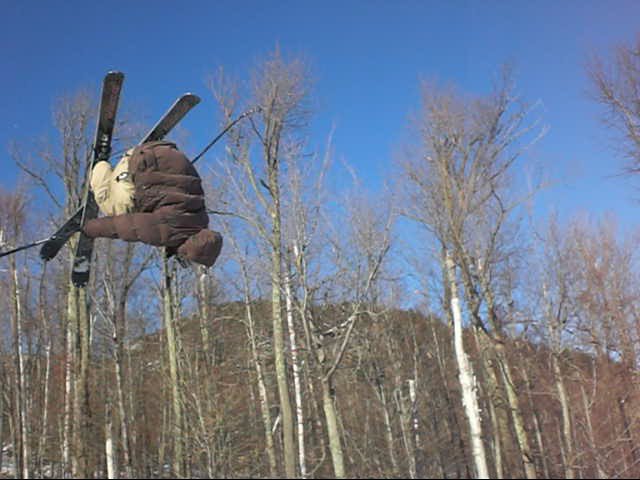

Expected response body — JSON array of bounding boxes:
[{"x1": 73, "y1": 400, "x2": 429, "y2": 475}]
[{"x1": 82, "y1": 140, "x2": 222, "y2": 267}]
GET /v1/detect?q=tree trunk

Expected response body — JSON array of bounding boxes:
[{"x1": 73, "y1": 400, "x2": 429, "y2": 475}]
[
  {"x1": 376, "y1": 381, "x2": 399, "y2": 475},
  {"x1": 162, "y1": 257, "x2": 184, "y2": 478},
  {"x1": 304, "y1": 368, "x2": 328, "y2": 476},
  {"x1": 495, "y1": 348, "x2": 537, "y2": 479},
  {"x1": 158, "y1": 404, "x2": 167, "y2": 476},
  {"x1": 474, "y1": 267, "x2": 536, "y2": 479},
  {"x1": 394, "y1": 386, "x2": 416, "y2": 478},
  {"x1": 37, "y1": 334, "x2": 52, "y2": 477},
  {"x1": 321, "y1": 377, "x2": 345, "y2": 478},
  {"x1": 284, "y1": 268, "x2": 307, "y2": 478},
  {"x1": 445, "y1": 251, "x2": 489, "y2": 479},
  {"x1": 37, "y1": 266, "x2": 52, "y2": 478},
  {"x1": 73, "y1": 285, "x2": 91, "y2": 478},
  {"x1": 63, "y1": 281, "x2": 76, "y2": 477},
  {"x1": 473, "y1": 329, "x2": 507, "y2": 479},
  {"x1": 544, "y1": 283, "x2": 575, "y2": 480},
  {"x1": 196, "y1": 266, "x2": 211, "y2": 357},
  {"x1": 105, "y1": 399, "x2": 117, "y2": 479},
  {"x1": 8, "y1": 400, "x2": 20, "y2": 480},
  {"x1": 552, "y1": 353, "x2": 575, "y2": 479},
  {"x1": 487, "y1": 385, "x2": 504, "y2": 479},
  {"x1": 556, "y1": 422, "x2": 568, "y2": 478},
  {"x1": 245, "y1": 298, "x2": 278, "y2": 476},
  {"x1": 580, "y1": 384, "x2": 606, "y2": 478},
  {"x1": 113, "y1": 298, "x2": 133, "y2": 479},
  {"x1": 617, "y1": 397, "x2": 638, "y2": 472},
  {"x1": 269, "y1": 161, "x2": 296, "y2": 478},
  {"x1": 408, "y1": 377, "x2": 423, "y2": 478},
  {"x1": 10, "y1": 258, "x2": 28, "y2": 479},
  {"x1": 521, "y1": 367, "x2": 550, "y2": 479},
  {"x1": 431, "y1": 321, "x2": 471, "y2": 479}
]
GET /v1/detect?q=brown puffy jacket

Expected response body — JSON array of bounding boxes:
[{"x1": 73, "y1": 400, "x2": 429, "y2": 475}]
[{"x1": 83, "y1": 141, "x2": 222, "y2": 267}]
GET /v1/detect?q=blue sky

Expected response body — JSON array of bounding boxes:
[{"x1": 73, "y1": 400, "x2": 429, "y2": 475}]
[{"x1": 2, "y1": 0, "x2": 640, "y2": 231}]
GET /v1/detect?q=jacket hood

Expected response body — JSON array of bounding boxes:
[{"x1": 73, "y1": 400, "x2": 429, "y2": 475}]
[{"x1": 177, "y1": 229, "x2": 223, "y2": 267}]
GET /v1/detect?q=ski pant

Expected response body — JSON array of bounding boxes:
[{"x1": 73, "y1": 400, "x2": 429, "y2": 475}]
[{"x1": 90, "y1": 152, "x2": 135, "y2": 216}]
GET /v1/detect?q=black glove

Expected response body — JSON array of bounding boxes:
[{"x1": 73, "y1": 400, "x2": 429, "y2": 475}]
[
  {"x1": 39, "y1": 217, "x2": 83, "y2": 261},
  {"x1": 165, "y1": 246, "x2": 189, "y2": 268}
]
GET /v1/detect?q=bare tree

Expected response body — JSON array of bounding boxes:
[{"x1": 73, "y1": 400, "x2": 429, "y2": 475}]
[
  {"x1": 301, "y1": 189, "x2": 394, "y2": 478},
  {"x1": 400, "y1": 68, "x2": 544, "y2": 478},
  {"x1": 535, "y1": 217, "x2": 579, "y2": 479},
  {"x1": 220, "y1": 219, "x2": 279, "y2": 476},
  {"x1": 589, "y1": 35, "x2": 640, "y2": 172},
  {"x1": 209, "y1": 48, "x2": 311, "y2": 478},
  {"x1": 0, "y1": 189, "x2": 31, "y2": 479},
  {"x1": 19, "y1": 89, "x2": 97, "y2": 478}
]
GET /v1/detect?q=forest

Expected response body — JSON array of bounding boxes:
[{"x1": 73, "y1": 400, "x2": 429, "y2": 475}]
[{"x1": 1, "y1": 37, "x2": 640, "y2": 479}]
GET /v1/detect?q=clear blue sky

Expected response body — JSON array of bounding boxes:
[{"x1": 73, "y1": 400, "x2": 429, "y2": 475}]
[{"x1": 2, "y1": 0, "x2": 640, "y2": 229}]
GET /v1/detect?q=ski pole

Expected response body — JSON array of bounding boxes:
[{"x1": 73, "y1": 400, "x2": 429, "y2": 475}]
[
  {"x1": 0, "y1": 238, "x2": 49, "y2": 259},
  {"x1": 191, "y1": 106, "x2": 261, "y2": 165}
]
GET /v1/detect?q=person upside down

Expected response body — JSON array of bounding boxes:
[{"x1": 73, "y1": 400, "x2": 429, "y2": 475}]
[{"x1": 82, "y1": 140, "x2": 223, "y2": 267}]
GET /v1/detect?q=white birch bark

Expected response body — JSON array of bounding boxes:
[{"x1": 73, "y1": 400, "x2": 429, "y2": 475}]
[
  {"x1": 445, "y1": 252, "x2": 489, "y2": 479},
  {"x1": 284, "y1": 267, "x2": 307, "y2": 478},
  {"x1": 394, "y1": 387, "x2": 416, "y2": 478},
  {"x1": 63, "y1": 285, "x2": 75, "y2": 477},
  {"x1": 113, "y1": 316, "x2": 133, "y2": 478},
  {"x1": 105, "y1": 401, "x2": 117, "y2": 479},
  {"x1": 37, "y1": 322, "x2": 52, "y2": 477},
  {"x1": 196, "y1": 267, "x2": 210, "y2": 355},
  {"x1": 408, "y1": 378, "x2": 421, "y2": 477},
  {"x1": 11, "y1": 260, "x2": 29, "y2": 479}
]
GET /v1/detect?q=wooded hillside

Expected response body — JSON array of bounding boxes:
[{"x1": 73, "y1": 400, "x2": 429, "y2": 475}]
[{"x1": 1, "y1": 43, "x2": 640, "y2": 479}]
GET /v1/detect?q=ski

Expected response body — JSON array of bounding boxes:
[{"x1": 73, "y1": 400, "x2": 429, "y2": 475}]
[
  {"x1": 140, "y1": 93, "x2": 200, "y2": 143},
  {"x1": 71, "y1": 71, "x2": 125, "y2": 287},
  {"x1": 38, "y1": 206, "x2": 85, "y2": 261},
  {"x1": 39, "y1": 92, "x2": 201, "y2": 266}
]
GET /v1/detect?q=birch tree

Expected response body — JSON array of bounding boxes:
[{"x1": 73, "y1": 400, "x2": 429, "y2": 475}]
[
  {"x1": 18, "y1": 89, "x2": 97, "y2": 477},
  {"x1": 0, "y1": 190, "x2": 31, "y2": 479},
  {"x1": 400, "y1": 69, "x2": 544, "y2": 478}
]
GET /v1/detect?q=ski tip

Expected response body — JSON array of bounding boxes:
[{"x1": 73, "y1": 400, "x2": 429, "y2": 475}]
[
  {"x1": 182, "y1": 93, "x2": 201, "y2": 105},
  {"x1": 72, "y1": 277, "x2": 90, "y2": 288},
  {"x1": 72, "y1": 267, "x2": 90, "y2": 287}
]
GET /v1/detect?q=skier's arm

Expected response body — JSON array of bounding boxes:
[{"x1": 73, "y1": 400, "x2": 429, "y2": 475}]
[{"x1": 83, "y1": 212, "x2": 171, "y2": 247}]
